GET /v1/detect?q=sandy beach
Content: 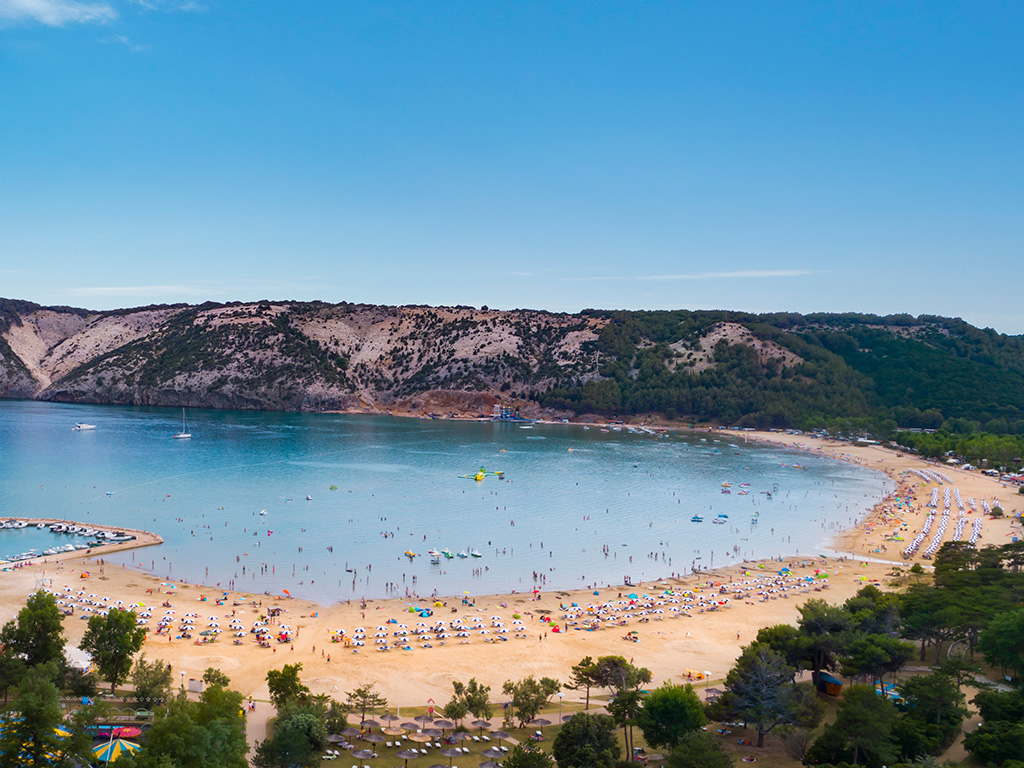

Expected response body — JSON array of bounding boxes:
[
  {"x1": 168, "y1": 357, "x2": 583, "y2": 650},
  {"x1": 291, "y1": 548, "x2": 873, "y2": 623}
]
[{"x1": 1, "y1": 433, "x2": 1020, "y2": 713}]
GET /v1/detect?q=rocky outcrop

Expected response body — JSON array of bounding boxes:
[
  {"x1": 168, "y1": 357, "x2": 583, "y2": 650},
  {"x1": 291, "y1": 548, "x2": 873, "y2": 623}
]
[{"x1": 0, "y1": 300, "x2": 604, "y2": 414}]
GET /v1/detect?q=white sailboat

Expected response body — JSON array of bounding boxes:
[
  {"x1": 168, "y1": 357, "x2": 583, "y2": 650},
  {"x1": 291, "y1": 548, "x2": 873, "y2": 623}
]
[{"x1": 173, "y1": 408, "x2": 192, "y2": 439}]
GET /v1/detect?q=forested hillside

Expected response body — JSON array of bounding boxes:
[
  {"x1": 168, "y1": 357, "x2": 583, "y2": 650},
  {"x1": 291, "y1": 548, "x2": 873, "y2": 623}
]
[
  {"x1": 543, "y1": 310, "x2": 1024, "y2": 434},
  {"x1": 1, "y1": 299, "x2": 1022, "y2": 435}
]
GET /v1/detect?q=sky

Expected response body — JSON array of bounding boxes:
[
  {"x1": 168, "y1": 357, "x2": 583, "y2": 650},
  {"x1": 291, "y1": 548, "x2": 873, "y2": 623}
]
[{"x1": 1, "y1": 2, "x2": 1022, "y2": 333}]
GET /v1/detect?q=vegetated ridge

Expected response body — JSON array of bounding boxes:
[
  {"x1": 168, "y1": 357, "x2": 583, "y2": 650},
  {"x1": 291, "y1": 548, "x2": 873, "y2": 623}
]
[{"x1": 1, "y1": 298, "x2": 1022, "y2": 432}]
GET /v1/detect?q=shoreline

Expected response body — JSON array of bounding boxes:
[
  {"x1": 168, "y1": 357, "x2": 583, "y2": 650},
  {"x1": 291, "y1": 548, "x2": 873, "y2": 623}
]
[
  {"x1": 1, "y1": 425, "x2": 1020, "y2": 709},
  {"x1": 5, "y1": 428, "x2": 1018, "y2": 606}
]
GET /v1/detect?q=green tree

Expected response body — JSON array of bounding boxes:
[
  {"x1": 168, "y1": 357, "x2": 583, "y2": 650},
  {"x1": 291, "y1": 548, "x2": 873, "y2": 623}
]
[
  {"x1": 636, "y1": 682, "x2": 706, "y2": 750},
  {"x1": 840, "y1": 634, "x2": 915, "y2": 692},
  {"x1": 0, "y1": 590, "x2": 66, "y2": 671},
  {"x1": 502, "y1": 676, "x2": 560, "y2": 728},
  {"x1": 796, "y1": 599, "x2": 852, "y2": 676},
  {"x1": 606, "y1": 687, "x2": 643, "y2": 758},
  {"x1": 900, "y1": 584, "x2": 960, "y2": 662},
  {"x1": 325, "y1": 700, "x2": 349, "y2": 735},
  {"x1": 900, "y1": 671, "x2": 968, "y2": 731},
  {"x1": 0, "y1": 652, "x2": 27, "y2": 705},
  {"x1": 963, "y1": 718, "x2": 1024, "y2": 766},
  {"x1": 754, "y1": 624, "x2": 808, "y2": 669},
  {"x1": 125, "y1": 685, "x2": 248, "y2": 768},
  {"x1": 667, "y1": 730, "x2": 735, "y2": 768},
  {"x1": 831, "y1": 684, "x2": 898, "y2": 765},
  {"x1": 893, "y1": 671, "x2": 969, "y2": 758},
  {"x1": 131, "y1": 654, "x2": 172, "y2": 705},
  {"x1": 202, "y1": 667, "x2": 231, "y2": 687},
  {"x1": 267, "y1": 663, "x2": 309, "y2": 710},
  {"x1": 0, "y1": 661, "x2": 70, "y2": 768},
  {"x1": 252, "y1": 702, "x2": 328, "y2": 768},
  {"x1": 79, "y1": 607, "x2": 146, "y2": 693},
  {"x1": 343, "y1": 682, "x2": 387, "y2": 724},
  {"x1": 552, "y1": 712, "x2": 620, "y2": 768},
  {"x1": 978, "y1": 608, "x2": 1024, "y2": 679},
  {"x1": 442, "y1": 695, "x2": 468, "y2": 724},
  {"x1": 721, "y1": 644, "x2": 798, "y2": 748},
  {"x1": 501, "y1": 742, "x2": 554, "y2": 768},
  {"x1": 844, "y1": 584, "x2": 901, "y2": 635},
  {"x1": 592, "y1": 655, "x2": 651, "y2": 694},
  {"x1": 450, "y1": 678, "x2": 492, "y2": 720},
  {"x1": 566, "y1": 655, "x2": 600, "y2": 710}
]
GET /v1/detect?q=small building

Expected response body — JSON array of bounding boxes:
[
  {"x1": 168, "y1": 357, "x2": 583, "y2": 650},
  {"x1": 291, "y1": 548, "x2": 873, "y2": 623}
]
[{"x1": 813, "y1": 671, "x2": 844, "y2": 696}]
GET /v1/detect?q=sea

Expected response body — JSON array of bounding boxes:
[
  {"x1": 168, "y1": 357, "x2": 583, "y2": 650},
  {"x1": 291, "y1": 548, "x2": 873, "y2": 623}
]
[{"x1": 0, "y1": 401, "x2": 893, "y2": 603}]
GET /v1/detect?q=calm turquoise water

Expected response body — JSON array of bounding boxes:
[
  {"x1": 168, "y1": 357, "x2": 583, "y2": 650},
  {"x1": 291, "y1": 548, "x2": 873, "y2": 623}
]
[{"x1": 0, "y1": 401, "x2": 892, "y2": 603}]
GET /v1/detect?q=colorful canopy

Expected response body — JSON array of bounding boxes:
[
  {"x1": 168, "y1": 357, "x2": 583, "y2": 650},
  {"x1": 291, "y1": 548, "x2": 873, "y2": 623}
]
[{"x1": 92, "y1": 738, "x2": 140, "y2": 762}]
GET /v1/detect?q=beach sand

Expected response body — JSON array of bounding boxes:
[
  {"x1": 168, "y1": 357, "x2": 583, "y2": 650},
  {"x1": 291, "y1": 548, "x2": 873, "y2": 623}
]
[{"x1": 0, "y1": 433, "x2": 1020, "y2": 713}]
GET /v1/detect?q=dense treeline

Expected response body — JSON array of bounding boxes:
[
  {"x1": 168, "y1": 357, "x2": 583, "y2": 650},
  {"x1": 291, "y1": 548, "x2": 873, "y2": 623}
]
[
  {"x1": 896, "y1": 429, "x2": 1024, "y2": 469},
  {"x1": 742, "y1": 541, "x2": 1024, "y2": 767},
  {"x1": 542, "y1": 310, "x2": 1024, "y2": 435}
]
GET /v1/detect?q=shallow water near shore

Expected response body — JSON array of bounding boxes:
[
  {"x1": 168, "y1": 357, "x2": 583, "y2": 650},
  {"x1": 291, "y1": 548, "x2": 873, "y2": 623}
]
[{"x1": 0, "y1": 401, "x2": 892, "y2": 602}]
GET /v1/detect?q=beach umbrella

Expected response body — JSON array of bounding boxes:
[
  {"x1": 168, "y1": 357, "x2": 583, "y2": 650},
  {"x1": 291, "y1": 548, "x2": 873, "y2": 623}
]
[
  {"x1": 93, "y1": 738, "x2": 140, "y2": 762},
  {"x1": 340, "y1": 727, "x2": 361, "y2": 738},
  {"x1": 471, "y1": 719, "x2": 491, "y2": 731},
  {"x1": 380, "y1": 713, "x2": 401, "y2": 722},
  {"x1": 407, "y1": 732, "x2": 432, "y2": 743},
  {"x1": 396, "y1": 748, "x2": 421, "y2": 767},
  {"x1": 326, "y1": 734, "x2": 347, "y2": 743},
  {"x1": 364, "y1": 733, "x2": 385, "y2": 744},
  {"x1": 440, "y1": 747, "x2": 462, "y2": 765},
  {"x1": 414, "y1": 714, "x2": 435, "y2": 724},
  {"x1": 449, "y1": 730, "x2": 471, "y2": 742},
  {"x1": 400, "y1": 722, "x2": 419, "y2": 730},
  {"x1": 382, "y1": 726, "x2": 406, "y2": 736},
  {"x1": 433, "y1": 719, "x2": 455, "y2": 730},
  {"x1": 489, "y1": 730, "x2": 510, "y2": 744},
  {"x1": 529, "y1": 717, "x2": 551, "y2": 728},
  {"x1": 351, "y1": 749, "x2": 374, "y2": 760},
  {"x1": 424, "y1": 728, "x2": 442, "y2": 738},
  {"x1": 482, "y1": 747, "x2": 505, "y2": 759},
  {"x1": 480, "y1": 761, "x2": 501, "y2": 768}
]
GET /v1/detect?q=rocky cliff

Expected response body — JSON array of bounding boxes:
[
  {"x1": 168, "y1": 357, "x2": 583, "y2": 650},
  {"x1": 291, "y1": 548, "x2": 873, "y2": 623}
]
[{"x1": 0, "y1": 299, "x2": 603, "y2": 415}]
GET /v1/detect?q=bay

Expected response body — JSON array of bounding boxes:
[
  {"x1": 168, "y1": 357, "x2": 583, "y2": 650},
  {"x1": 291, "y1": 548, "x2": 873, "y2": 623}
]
[{"x1": 0, "y1": 401, "x2": 892, "y2": 603}]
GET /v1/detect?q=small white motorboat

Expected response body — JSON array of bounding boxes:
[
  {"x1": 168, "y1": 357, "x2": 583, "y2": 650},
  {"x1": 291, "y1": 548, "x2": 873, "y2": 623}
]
[{"x1": 73, "y1": 423, "x2": 96, "y2": 431}]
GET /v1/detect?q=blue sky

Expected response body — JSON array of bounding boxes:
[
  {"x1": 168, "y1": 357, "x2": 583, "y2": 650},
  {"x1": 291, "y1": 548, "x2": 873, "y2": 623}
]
[{"x1": 1, "y1": 2, "x2": 1022, "y2": 333}]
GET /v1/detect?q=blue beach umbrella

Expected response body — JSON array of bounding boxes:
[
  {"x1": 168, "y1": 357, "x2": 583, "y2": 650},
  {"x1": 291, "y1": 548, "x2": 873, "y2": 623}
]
[{"x1": 92, "y1": 738, "x2": 140, "y2": 762}]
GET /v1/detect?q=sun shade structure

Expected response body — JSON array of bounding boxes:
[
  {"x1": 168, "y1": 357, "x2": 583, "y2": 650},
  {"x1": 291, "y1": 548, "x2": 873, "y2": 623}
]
[
  {"x1": 395, "y1": 748, "x2": 421, "y2": 766},
  {"x1": 92, "y1": 739, "x2": 140, "y2": 763}
]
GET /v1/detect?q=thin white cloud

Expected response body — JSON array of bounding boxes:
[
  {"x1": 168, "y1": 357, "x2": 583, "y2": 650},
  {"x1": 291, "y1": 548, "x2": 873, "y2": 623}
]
[
  {"x1": 65, "y1": 285, "x2": 223, "y2": 298},
  {"x1": 100, "y1": 32, "x2": 145, "y2": 50},
  {"x1": 0, "y1": 0, "x2": 117, "y2": 25},
  {"x1": 638, "y1": 269, "x2": 815, "y2": 281},
  {"x1": 127, "y1": 0, "x2": 202, "y2": 11},
  {"x1": 573, "y1": 269, "x2": 816, "y2": 282}
]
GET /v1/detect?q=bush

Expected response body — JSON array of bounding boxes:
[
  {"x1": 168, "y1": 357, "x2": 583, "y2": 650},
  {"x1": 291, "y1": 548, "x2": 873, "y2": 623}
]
[{"x1": 65, "y1": 668, "x2": 99, "y2": 698}]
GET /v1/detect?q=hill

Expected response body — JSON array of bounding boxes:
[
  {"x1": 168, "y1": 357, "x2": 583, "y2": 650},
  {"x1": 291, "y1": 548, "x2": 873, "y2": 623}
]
[{"x1": 2, "y1": 299, "x2": 1022, "y2": 433}]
